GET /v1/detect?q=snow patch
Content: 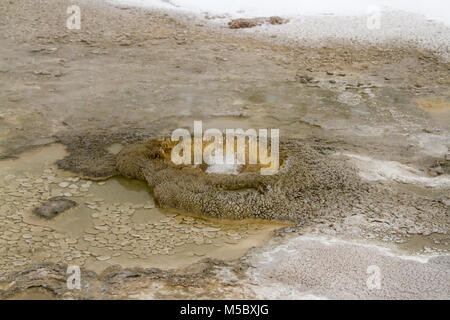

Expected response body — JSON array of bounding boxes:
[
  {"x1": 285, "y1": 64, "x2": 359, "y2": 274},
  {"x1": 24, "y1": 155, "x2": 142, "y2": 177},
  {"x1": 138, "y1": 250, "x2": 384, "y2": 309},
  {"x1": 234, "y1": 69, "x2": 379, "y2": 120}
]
[
  {"x1": 109, "y1": 0, "x2": 450, "y2": 25},
  {"x1": 345, "y1": 153, "x2": 450, "y2": 187}
]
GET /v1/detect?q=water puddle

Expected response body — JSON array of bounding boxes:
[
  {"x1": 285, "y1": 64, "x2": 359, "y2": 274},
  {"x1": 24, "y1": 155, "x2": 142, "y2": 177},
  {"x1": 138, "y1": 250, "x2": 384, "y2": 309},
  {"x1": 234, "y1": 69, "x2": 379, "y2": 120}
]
[
  {"x1": 0, "y1": 144, "x2": 288, "y2": 275},
  {"x1": 0, "y1": 144, "x2": 67, "y2": 177},
  {"x1": 395, "y1": 234, "x2": 450, "y2": 255}
]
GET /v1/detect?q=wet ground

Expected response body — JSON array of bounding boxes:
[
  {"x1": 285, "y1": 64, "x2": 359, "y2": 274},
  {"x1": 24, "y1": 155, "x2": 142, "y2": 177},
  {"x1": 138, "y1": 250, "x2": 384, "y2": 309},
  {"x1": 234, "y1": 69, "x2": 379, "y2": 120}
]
[{"x1": 0, "y1": 0, "x2": 449, "y2": 299}]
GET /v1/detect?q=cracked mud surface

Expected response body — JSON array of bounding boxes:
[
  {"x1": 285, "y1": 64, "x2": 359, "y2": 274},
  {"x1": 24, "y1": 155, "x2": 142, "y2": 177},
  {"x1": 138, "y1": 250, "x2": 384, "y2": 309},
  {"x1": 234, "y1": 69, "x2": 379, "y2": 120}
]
[{"x1": 0, "y1": 0, "x2": 449, "y2": 299}]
